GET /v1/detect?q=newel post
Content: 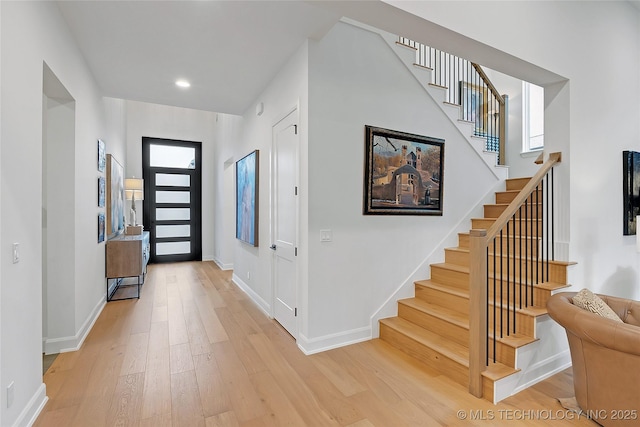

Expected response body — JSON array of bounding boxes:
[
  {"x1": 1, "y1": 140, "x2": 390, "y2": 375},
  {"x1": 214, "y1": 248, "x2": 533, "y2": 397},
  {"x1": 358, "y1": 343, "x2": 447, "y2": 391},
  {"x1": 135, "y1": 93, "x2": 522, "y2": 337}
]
[{"x1": 469, "y1": 229, "x2": 488, "y2": 397}]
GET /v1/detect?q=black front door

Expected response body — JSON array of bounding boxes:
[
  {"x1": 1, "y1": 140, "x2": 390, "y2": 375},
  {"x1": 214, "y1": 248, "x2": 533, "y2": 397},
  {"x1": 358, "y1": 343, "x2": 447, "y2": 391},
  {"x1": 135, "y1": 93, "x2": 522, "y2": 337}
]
[{"x1": 142, "y1": 137, "x2": 202, "y2": 263}]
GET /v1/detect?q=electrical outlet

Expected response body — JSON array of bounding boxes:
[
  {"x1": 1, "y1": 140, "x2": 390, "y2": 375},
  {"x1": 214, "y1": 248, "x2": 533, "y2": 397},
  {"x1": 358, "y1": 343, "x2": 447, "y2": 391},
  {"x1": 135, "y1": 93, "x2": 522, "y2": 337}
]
[
  {"x1": 7, "y1": 381, "x2": 14, "y2": 408},
  {"x1": 247, "y1": 271, "x2": 251, "y2": 280}
]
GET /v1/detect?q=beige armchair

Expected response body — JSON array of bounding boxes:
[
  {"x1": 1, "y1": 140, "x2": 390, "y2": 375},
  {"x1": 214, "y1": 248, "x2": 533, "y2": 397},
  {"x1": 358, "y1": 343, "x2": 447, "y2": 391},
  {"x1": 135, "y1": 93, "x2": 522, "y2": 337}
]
[{"x1": 547, "y1": 292, "x2": 640, "y2": 426}]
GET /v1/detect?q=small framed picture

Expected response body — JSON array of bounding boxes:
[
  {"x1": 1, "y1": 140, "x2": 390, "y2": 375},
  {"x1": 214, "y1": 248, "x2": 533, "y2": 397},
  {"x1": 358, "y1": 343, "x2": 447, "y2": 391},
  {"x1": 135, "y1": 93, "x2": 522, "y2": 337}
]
[
  {"x1": 98, "y1": 139, "x2": 106, "y2": 172},
  {"x1": 98, "y1": 213, "x2": 105, "y2": 243},
  {"x1": 98, "y1": 176, "x2": 106, "y2": 207}
]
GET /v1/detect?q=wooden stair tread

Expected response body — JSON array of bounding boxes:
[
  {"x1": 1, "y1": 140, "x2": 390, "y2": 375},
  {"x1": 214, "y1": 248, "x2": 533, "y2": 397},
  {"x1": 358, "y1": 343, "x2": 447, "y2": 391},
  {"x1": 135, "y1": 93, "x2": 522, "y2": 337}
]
[
  {"x1": 490, "y1": 332, "x2": 538, "y2": 348},
  {"x1": 448, "y1": 246, "x2": 572, "y2": 266},
  {"x1": 431, "y1": 262, "x2": 469, "y2": 274},
  {"x1": 482, "y1": 362, "x2": 520, "y2": 382},
  {"x1": 527, "y1": 281, "x2": 571, "y2": 291},
  {"x1": 415, "y1": 279, "x2": 469, "y2": 298},
  {"x1": 416, "y1": 278, "x2": 563, "y2": 303},
  {"x1": 380, "y1": 317, "x2": 469, "y2": 366}
]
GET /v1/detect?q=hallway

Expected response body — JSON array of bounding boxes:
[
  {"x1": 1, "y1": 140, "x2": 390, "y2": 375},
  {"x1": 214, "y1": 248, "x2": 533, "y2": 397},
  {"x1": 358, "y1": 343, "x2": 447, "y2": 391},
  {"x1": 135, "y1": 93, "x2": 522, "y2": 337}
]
[{"x1": 35, "y1": 262, "x2": 594, "y2": 426}]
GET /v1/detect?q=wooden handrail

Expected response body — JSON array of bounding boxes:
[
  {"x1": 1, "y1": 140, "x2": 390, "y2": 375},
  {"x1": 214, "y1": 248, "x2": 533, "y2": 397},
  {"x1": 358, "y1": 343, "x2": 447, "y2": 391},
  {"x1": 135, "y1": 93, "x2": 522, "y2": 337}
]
[
  {"x1": 468, "y1": 151, "x2": 562, "y2": 398},
  {"x1": 485, "y1": 152, "x2": 561, "y2": 240},
  {"x1": 472, "y1": 63, "x2": 505, "y2": 105}
]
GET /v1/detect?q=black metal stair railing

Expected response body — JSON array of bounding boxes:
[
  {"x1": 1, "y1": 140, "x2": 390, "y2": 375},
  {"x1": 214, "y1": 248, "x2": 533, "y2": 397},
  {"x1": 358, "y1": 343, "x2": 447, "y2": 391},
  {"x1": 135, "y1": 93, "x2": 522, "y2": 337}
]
[
  {"x1": 468, "y1": 152, "x2": 561, "y2": 397},
  {"x1": 398, "y1": 37, "x2": 506, "y2": 164}
]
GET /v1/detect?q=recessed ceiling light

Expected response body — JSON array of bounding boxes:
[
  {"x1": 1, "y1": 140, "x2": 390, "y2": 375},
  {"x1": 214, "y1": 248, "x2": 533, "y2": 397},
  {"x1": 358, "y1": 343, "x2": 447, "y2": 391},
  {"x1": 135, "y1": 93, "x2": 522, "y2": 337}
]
[{"x1": 175, "y1": 80, "x2": 191, "y2": 88}]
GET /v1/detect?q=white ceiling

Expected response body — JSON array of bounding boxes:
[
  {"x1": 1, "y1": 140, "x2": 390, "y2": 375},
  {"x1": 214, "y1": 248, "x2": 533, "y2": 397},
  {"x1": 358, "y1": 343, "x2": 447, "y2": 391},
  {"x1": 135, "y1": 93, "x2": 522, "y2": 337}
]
[{"x1": 56, "y1": 1, "x2": 342, "y2": 115}]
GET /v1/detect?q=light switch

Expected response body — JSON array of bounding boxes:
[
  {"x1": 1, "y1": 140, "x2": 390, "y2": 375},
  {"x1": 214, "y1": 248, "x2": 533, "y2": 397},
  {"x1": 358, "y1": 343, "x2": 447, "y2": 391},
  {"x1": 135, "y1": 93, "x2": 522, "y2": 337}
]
[
  {"x1": 320, "y1": 229, "x2": 333, "y2": 242},
  {"x1": 12, "y1": 243, "x2": 19, "y2": 264}
]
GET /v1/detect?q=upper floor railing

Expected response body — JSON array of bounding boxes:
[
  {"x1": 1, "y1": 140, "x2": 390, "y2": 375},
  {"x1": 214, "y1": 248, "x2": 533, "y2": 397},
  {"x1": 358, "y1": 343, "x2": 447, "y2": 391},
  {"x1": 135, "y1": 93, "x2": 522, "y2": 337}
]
[{"x1": 398, "y1": 37, "x2": 506, "y2": 164}]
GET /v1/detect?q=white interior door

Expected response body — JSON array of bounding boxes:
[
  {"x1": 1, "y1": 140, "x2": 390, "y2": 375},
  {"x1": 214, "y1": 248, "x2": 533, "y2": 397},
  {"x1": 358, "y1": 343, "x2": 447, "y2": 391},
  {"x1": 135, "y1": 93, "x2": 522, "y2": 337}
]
[{"x1": 272, "y1": 110, "x2": 298, "y2": 338}]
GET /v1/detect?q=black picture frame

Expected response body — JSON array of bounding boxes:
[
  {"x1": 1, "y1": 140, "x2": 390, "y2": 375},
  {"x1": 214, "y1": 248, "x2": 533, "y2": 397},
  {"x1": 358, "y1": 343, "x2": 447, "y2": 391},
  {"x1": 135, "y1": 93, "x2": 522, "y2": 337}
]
[
  {"x1": 623, "y1": 150, "x2": 640, "y2": 235},
  {"x1": 364, "y1": 126, "x2": 445, "y2": 215}
]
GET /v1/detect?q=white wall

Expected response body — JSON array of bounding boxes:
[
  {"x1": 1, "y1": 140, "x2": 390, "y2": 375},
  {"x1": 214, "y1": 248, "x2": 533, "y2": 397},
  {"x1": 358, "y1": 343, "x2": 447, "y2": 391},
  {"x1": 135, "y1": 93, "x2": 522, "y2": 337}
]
[
  {"x1": 483, "y1": 69, "x2": 541, "y2": 179},
  {"x1": 227, "y1": 41, "x2": 310, "y2": 316},
  {"x1": 386, "y1": 1, "x2": 640, "y2": 298},
  {"x1": 212, "y1": 113, "x2": 243, "y2": 270},
  {"x1": 124, "y1": 100, "x2": 217, "y2": 260},
  {"x1": 303, "y1": 22, "x2": 499, "y2": 350},
  {"x1": 43, "y1": 94, "x2": 76, "y2": 345},
  {"x1": 1, "y1": 2, "x2": 120, "y2": 425}
]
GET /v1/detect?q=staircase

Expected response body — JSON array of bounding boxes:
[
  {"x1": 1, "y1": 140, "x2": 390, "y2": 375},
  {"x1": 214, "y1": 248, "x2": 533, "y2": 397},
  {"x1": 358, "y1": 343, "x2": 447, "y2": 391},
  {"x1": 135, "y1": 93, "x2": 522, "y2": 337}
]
[{"x1": 379, "y1": 175, "x2": 574, "y2": 403}]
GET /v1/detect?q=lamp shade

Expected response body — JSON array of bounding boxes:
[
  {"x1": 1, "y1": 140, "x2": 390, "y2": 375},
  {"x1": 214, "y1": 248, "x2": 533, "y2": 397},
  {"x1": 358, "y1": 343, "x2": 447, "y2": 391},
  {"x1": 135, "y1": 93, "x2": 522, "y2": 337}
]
[{"x1": 125, "y1": 178, "x2": 144, "y2": 201}]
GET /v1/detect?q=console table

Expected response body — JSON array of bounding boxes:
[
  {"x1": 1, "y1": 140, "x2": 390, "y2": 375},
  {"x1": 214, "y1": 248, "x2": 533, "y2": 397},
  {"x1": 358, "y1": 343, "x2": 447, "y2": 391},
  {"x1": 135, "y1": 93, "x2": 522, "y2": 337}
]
[{"x1": 106, "y1": 231, "x2": 150, "y2": 301}]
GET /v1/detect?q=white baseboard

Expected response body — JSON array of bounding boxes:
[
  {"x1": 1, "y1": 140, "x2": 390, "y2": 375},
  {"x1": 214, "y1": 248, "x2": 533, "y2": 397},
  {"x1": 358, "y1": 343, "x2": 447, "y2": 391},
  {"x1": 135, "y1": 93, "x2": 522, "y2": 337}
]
[
  {"x1": 13, "y1": 383, "x2": 47, "y2": 427},
  {"x1": 513, "y1": 349, "x2": 572, "y2": 395},
  {"x1": 43, "y1": 296, "x2": 105, "y2": 354},
  {"x1": 297, "y1": 326, "x2": 372, "y2": 355},
  {"x1": 231, "y1": 274, "x2": 270, "y2": 317},
  {"x1": 213, "y1": 257, "x2": 234, "y2": 271}
]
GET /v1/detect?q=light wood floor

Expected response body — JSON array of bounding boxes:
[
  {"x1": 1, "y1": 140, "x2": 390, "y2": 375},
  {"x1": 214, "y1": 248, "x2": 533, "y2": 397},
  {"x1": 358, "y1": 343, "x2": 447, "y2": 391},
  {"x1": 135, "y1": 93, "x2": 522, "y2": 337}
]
[{"x1": 35, "y1": 262, "x2": 597, "y2": 426}]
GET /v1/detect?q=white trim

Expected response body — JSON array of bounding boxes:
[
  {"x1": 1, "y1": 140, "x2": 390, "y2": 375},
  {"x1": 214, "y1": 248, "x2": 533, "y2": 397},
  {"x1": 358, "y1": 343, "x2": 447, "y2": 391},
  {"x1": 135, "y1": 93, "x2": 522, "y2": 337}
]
[
  {"x1": 513, "y1": 349, "x2": 572, "y2": 395},
  {"x1": 12, "y1": 383, "x2": 47, "y2": 427},
  {"x1": 270, "y1": 105, "x2": 301, "y2": 340},
  {"x1": 231, "y1": 273, "x2": 271, "y2": 318},
  {"x1": 520, "y1": 148, "x2": 543, "y2": 158},
  {"x1": 43, "y1": 296, "x2": 105, "y2": 354},
  {"x1": 211, "y1": 257, "x2": 233, "y2": 271},
  {"x1": 297, "y1": 327, "x2": 372, "y2": 355}
]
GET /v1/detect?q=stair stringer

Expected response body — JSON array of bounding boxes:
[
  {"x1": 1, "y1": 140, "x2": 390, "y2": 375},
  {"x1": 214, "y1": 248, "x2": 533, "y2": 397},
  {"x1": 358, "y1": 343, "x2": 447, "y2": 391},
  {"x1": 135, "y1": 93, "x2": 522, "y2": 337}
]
[
  {"x1": 489, "y1": 311, "x2": 572, "y2": 403},
  {"x1": 369, "y1": 179, "x2": 504, "y2": 337},
  {"x1": 340, "y1": 18, "x2": 508, "y2": 181}
]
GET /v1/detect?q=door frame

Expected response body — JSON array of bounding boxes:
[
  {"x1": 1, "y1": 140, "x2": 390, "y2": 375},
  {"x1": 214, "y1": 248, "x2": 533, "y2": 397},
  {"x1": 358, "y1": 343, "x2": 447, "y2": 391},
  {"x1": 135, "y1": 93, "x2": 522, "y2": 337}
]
[
  {"x1": 270, "y1": 106, "x2": 300, "y2": 339},
  {"x1": 142, "y1": 137, "x2": 202, "y2": 263}
]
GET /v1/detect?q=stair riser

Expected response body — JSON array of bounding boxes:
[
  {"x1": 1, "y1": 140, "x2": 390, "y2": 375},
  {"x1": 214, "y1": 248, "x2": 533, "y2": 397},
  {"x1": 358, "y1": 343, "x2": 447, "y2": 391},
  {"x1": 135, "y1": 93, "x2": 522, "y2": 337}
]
[
  {"x1": 458, "y1": 233, "x2": 470, "y2": 249},
  {"x1": 415, "y1": 284, "x2": 469, "y2": 315},
  {"x1": 484, "y1": 204, "x2": 543, "y2": 219},
  {"x1": 472, "y1": 218, "x2": 542, "y2": 232},
  {"x1": 488, "y1": 343, "x2": 516, "y2": 368},
  {"x1": 444, "y1": 249, "x2": 568, "y2": 283},
  {"x1": 379, "y1": 323, "x2": 468, "y2": 387},
  {"x1": 505, "y1": 177, "x2": 531, "y2": 191},
  {"x1": 495, "y1": 190, "x2": 542, "y2": 204},
  {"x1": 430, "y1": 265, "x2": 469, "y2": 289},
  {"x1": 487, "y1": 259, "x2": 567, "y2": 282},
  {"x1": 487, "y1": 283, "x2": 554, "y2": 308},
  {"x1": 398, "y1": 304, "x2": 468, "y2": 347},
  {"x1": 488, "y1": 307, "x2": 536, "y2": 338},
  {"x1": 444, "y1": 249, "x2": 468, "y2": 267}
]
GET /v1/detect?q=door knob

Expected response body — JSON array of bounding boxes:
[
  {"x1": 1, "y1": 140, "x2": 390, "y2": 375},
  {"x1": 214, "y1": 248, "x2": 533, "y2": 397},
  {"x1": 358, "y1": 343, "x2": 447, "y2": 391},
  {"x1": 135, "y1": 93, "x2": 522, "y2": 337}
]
[{"x1": 270, "y1": 244, "x2": 276, "y2": 250}]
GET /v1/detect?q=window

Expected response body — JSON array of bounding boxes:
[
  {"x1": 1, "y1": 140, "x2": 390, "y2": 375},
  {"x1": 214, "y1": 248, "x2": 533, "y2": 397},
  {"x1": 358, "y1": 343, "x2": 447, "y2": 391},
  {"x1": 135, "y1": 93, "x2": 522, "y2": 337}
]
[{"x1": 522, "y1": 81, "x2": 544, "y2": 152}]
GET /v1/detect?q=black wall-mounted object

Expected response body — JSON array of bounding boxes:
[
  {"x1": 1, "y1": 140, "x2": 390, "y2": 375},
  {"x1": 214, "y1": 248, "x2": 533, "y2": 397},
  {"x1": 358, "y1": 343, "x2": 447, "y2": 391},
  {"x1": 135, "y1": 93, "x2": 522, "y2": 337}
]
[{"x1": 623, "y1": 150, "x2": 640, "y2": 235}]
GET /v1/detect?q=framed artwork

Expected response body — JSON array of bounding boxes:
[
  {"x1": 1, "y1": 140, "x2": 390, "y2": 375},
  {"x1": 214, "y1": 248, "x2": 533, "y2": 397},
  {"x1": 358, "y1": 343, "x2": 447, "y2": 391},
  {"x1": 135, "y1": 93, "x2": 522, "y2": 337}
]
[
  {"x1": 106, "y1": 154, "x2": 125, "y2": 238},
  {"x1": 363, "y1": 126, "x2": 445, "y2": 215},
  {"x1": 98, "y1": 139, "x2": 106, "y2": 172},
  {"x1": 459, "y1": 81, "x2": 488, "y2": 135},
  {"x1": 98, "y1": 176, "x2": 106, "y2": 207},
  {"x1": 236, "y1": 150, "x2": 259, "y2": 246},
  {"x1": 98, "y1": 213, "x2": 105, "y2": 243},
  {"x1": 623, "y1": 150, "x2": 640, "y2": 235}
]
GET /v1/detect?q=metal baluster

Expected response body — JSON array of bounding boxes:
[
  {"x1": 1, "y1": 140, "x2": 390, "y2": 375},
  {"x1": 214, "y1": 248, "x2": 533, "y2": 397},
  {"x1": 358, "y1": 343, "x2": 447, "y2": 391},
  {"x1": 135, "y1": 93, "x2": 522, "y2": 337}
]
[{"x1": 506, "y1": 221, "x2": 510, "y2": 336}]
